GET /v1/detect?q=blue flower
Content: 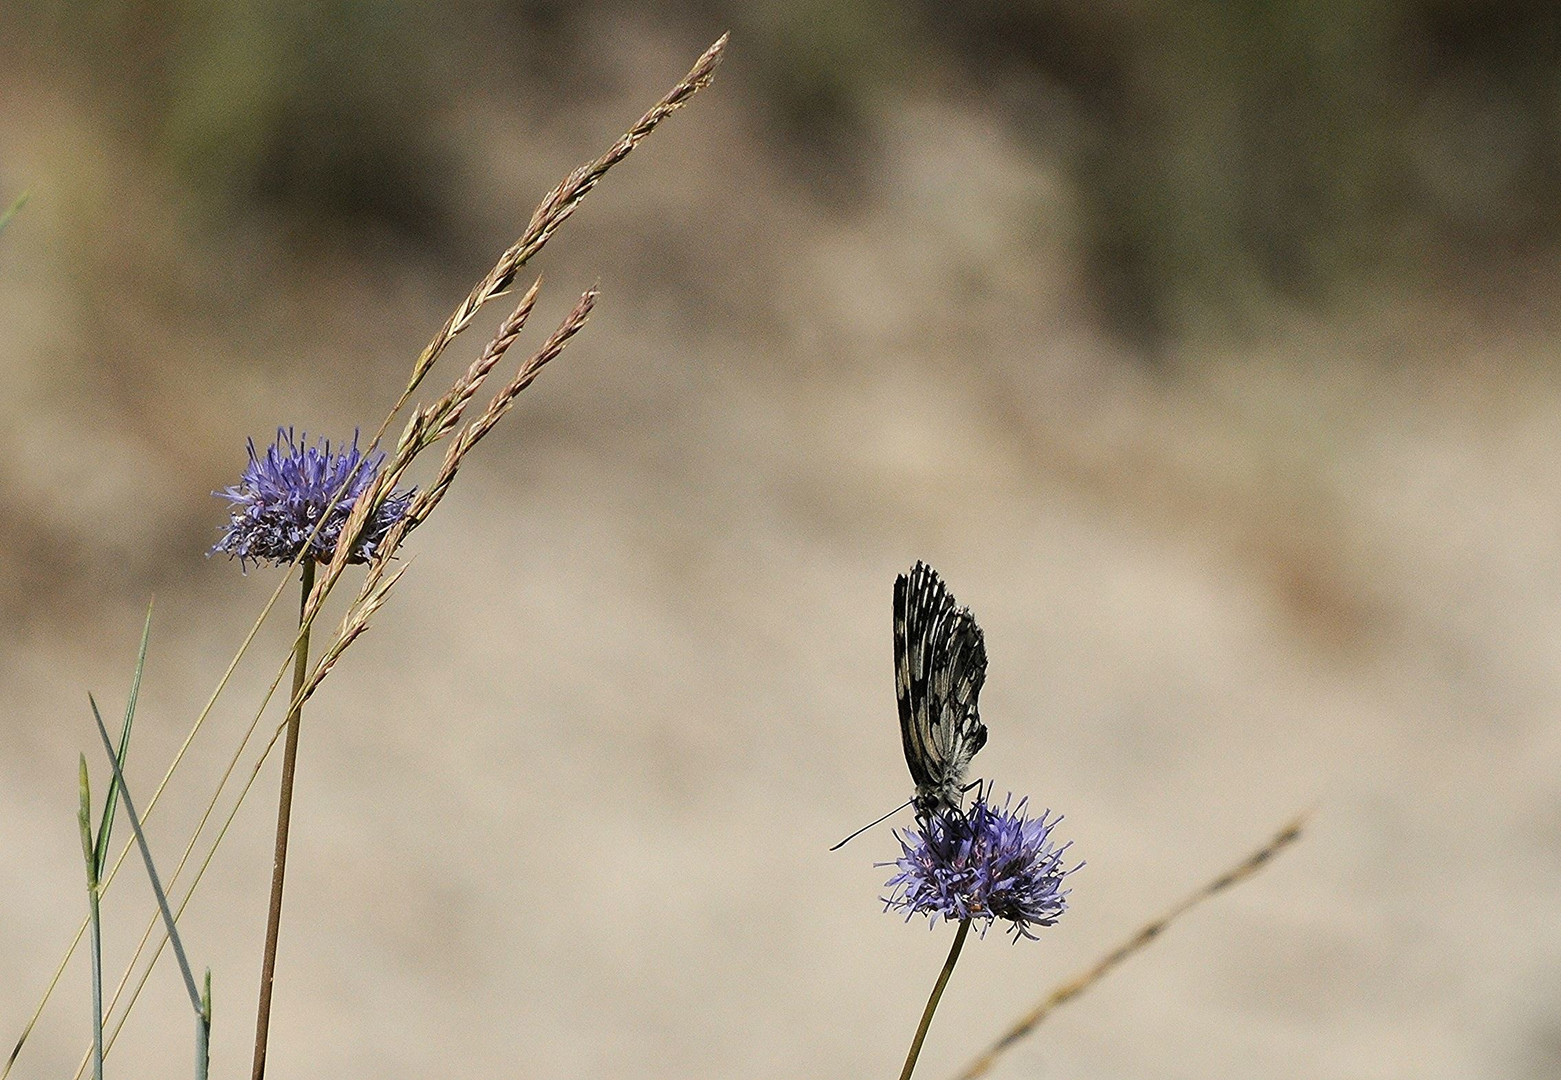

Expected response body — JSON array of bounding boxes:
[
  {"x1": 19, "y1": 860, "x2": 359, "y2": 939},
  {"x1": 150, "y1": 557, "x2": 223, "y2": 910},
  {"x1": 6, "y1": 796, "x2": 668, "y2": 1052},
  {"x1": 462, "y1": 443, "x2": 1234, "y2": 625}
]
[
  {"x1": 212, "y1": 428, "x2": 414, "y2": 569},
  {"x1": 884, "y1": 787, "x2": 1077, "y2": 939}
]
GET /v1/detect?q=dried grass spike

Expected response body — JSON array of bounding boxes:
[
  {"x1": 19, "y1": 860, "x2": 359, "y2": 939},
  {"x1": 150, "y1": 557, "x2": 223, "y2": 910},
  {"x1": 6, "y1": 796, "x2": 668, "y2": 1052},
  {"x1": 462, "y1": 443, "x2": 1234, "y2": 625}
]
[
  {"x1": 427, "y1": 276, "x2": 545, "y2": 447},
  {"x1": 398, "y1": 33, "x2": 725, "y2": 403},
  {"x1": 408, "y1": 288, "x2": 598, "y2": 529},
  {"x1": 950, "y1": 814, "x2": 1307, "y2": 1080}
]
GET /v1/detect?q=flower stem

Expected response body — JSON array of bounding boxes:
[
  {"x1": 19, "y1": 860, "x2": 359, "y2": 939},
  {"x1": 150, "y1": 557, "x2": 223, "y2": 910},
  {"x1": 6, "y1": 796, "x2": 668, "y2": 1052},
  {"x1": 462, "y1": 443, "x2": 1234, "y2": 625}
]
[
  {"x1": 250, "y1": 559, "x2": 315, "y2": 1080},
  {"x1": 898, "y1": 918, "x2": 972, "y2": 1080}
]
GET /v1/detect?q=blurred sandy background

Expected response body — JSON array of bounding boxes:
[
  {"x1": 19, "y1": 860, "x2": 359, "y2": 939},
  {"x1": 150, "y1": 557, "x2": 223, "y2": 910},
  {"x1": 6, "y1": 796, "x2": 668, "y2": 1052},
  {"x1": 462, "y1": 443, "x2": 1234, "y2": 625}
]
[{"x1": 4, "y1": 3, "x2": 1561, "y2": 1078}]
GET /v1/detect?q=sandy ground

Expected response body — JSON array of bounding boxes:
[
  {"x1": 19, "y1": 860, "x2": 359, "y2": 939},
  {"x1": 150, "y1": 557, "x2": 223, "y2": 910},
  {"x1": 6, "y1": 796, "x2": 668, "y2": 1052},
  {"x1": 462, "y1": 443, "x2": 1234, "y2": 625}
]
[{"x1": 4, "y1": 24, "x2": 1561, "y2": 1080}]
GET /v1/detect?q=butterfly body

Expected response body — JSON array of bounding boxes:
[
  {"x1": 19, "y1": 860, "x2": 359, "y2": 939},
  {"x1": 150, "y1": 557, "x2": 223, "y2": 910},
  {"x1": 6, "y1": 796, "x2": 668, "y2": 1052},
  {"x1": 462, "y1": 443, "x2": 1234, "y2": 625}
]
[{"x1": 894, "y1": 562, "x2": 988, "y2": 819}]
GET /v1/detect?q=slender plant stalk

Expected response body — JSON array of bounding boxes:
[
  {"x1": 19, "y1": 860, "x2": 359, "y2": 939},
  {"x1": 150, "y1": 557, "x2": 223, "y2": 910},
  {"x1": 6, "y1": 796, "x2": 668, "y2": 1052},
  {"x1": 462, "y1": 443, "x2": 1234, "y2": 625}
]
[
  {"x1": 76, "y1": 757, "x2": 104, "y2": 1080},
  {"x1": 899, "y1": 919, "x2": 972, "y2": 1080},
  {"x1": 86, "y1": 889, "x2": 103, "y2": 1080},
  {"x1": 196, "y1": 970, "x2": 211, "y2": 1080},
  {"x1": 250, "y1": 559, "x2": 316, "y2": 1080},
  {"x1": 950, "y1": 814, "x2": 1307, "y2": 1080},
  {"x1": 78, "y1": 670, "x2": 142, "y2": 1080}
]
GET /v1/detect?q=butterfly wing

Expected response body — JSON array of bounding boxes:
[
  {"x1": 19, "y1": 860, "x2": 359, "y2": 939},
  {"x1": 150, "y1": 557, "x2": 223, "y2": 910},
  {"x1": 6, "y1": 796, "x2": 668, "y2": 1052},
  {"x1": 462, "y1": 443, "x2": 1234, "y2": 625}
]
[{"x1": 894, "y1": 562, "x2": 988, "y2": 815}]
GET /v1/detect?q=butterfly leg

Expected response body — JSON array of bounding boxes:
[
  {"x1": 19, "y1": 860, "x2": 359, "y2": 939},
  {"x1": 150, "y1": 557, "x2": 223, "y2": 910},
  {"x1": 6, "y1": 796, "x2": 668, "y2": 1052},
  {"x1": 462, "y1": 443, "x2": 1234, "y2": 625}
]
[{"x1": 957, "y1": 777, "x2": 989, "y2": 812}]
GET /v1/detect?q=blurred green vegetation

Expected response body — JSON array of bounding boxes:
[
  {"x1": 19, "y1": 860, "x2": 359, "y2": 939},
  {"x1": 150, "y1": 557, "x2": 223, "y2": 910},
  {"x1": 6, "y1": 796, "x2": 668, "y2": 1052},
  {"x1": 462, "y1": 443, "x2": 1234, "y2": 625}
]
[
  {"x1": 12, "y1": 0, "x2": 456, "y2": 238},
  {"x1": 0, "y1": 190, "x2": 28, "y2": 235},
  {"x1": 8, "y1": 0, "x2": 1560, "y2": 344},
  {"x1": 920, "y1": 0, "x2": 1561, "y2": 343}
]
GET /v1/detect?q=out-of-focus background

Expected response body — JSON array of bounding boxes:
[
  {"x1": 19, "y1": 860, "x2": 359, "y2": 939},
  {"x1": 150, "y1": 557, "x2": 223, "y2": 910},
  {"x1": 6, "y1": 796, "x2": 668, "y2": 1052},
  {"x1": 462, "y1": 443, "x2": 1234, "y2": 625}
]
[{"x1": 3, "y1": 3, "x2": 1561, "y2": 1078}]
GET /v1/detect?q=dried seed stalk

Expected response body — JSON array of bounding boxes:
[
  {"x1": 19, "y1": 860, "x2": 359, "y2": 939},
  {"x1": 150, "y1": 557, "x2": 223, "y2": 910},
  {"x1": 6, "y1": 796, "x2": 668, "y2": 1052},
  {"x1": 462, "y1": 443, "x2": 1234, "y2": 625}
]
[{"x1": 396, "y1": 33, "x2": 726, "y2": 404}]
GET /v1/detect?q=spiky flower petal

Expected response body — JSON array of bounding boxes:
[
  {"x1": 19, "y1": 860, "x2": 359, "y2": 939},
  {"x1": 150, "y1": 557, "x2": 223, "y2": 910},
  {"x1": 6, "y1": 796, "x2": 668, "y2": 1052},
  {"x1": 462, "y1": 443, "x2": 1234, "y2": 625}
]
[
  {"x1": 884, "y1": 788, "x2": 1077, "y2": 939},
  {"x1": 212, "y1": 428, "x2": 413, "y2": 570}
]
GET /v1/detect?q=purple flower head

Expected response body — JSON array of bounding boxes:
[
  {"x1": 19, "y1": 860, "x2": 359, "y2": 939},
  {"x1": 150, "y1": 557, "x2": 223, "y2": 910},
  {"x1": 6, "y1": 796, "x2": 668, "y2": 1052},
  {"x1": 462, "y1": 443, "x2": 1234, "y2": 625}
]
[
  {"x1": 883, "y1": 786, "x2": 1078, "y2": 940},
  {"x1": 212, "y1": 428, "x2": 415, "y2": 570}
]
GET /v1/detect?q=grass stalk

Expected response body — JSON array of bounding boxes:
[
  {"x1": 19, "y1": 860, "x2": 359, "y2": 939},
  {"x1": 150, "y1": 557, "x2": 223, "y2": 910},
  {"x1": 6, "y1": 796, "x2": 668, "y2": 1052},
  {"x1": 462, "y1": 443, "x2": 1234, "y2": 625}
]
[
  {"x1": 950, "y1": 814, "x2": 1307, "y2": 1080},
  {"x1": 76, "y1": 757, "x2": 103, "y2": 1080},
  {"x1": 196, "y1": 971, "x2": 211, "y2": 1080}
]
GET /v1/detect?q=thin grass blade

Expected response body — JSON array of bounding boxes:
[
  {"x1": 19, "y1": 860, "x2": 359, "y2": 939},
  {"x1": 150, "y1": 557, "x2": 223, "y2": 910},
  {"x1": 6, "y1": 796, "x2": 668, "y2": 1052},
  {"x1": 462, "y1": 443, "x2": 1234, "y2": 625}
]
[
  {"x1": 95, "y1": 603, "x2": 152, "y2": 875},
  {"x1": 77, "y1": 756, "x2": 94, "y2": 882},
  {"x1": 89, "y1": 697, "x2": 203, "y2": 1018},
  {"x1": 0, "y1": 190, "x2": 28, "y2": 236}
]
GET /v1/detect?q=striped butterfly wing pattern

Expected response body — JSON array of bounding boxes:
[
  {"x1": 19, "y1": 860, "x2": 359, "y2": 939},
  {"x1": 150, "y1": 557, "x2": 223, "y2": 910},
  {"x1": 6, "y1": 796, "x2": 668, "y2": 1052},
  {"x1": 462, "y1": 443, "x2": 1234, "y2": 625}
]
[{"x1": 894, "y1": 561, "x2": 988, "y2": 817}]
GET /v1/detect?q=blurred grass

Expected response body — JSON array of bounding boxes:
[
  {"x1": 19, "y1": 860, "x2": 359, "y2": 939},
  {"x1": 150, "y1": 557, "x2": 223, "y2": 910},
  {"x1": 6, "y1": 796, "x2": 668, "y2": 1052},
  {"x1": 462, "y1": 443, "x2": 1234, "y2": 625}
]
[
  {"x1": 0, "y1": 191, "x2": 27, "y2": 235},
  {"x1": 924, "y1": 0, "x2": 1561, "y2": 344},
  {"x1": 10, "y1": 0, "x2": 454, "y2": 237},
  {"x1": 6, "y1": 0, "x2": 1560, "y2": 343}
]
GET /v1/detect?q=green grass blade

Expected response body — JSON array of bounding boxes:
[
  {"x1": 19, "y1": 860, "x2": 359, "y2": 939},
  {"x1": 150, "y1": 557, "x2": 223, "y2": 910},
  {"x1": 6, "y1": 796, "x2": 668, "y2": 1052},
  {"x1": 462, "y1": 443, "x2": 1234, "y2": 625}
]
[
  {"x1": 0, "y1": 190, "x2": 28, "y2": 236},
  {"x1": 77, "y1": 756, "x2": 95, "y2": 883},
  {"x1": 88, "y1": 697, "x2": 203, "y2": 1018},
  {"x1": 94, "y1": 602, "x2": 152, "y2": 875}
]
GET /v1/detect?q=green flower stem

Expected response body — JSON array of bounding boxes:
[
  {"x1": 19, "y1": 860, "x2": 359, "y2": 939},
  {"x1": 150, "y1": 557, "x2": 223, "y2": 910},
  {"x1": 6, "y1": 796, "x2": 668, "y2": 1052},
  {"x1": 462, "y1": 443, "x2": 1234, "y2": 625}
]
[
  {"x1": 250, "y1": 559, "x2": 315, "y2": 1080},
  {"x1": 898, "y1": 918, "x2": 972, "y2": 1080}
]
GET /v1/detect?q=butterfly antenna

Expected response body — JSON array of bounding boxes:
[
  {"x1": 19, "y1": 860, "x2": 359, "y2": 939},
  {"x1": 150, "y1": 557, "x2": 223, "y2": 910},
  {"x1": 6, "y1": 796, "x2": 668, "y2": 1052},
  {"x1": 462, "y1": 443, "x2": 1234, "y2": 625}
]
[{"x1": 829, "y1": 798, "x2": 915, "y2": 851}]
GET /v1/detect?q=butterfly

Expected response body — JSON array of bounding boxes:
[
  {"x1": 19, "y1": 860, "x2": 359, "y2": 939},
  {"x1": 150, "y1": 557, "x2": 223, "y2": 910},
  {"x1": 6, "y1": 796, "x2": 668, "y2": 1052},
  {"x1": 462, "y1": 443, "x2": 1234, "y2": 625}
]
[{"x1": 894, "y1": 561, "x2": 989, "y2": 818}]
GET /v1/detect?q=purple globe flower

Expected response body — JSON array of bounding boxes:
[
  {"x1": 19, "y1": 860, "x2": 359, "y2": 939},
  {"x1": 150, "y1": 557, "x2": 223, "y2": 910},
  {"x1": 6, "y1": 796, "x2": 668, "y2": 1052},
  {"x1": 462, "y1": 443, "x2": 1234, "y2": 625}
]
[
  {"x1": 212, "y1": 428, "x2": 414, "y2": 570},
  {"x1": 884, "y1": 788, "x2": 1077, "y2": 940}
]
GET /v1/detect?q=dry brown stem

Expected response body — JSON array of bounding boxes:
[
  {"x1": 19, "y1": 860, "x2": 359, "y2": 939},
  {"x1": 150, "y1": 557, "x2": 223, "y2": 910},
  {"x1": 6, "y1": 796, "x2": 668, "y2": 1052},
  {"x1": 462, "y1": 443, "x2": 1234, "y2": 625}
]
[
  {"x1": 309, "y1": 276, "x2": 548, "y2": 625},
  {"x1": 304, "y1": 287, "x2": 598, "y2": 686},
  {"x1": 408, "y1": 287, "x2": 597, "y2": 529},
  {"x1": 950, "y1": 814, "x2": 1307, "y2": 1080}
]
